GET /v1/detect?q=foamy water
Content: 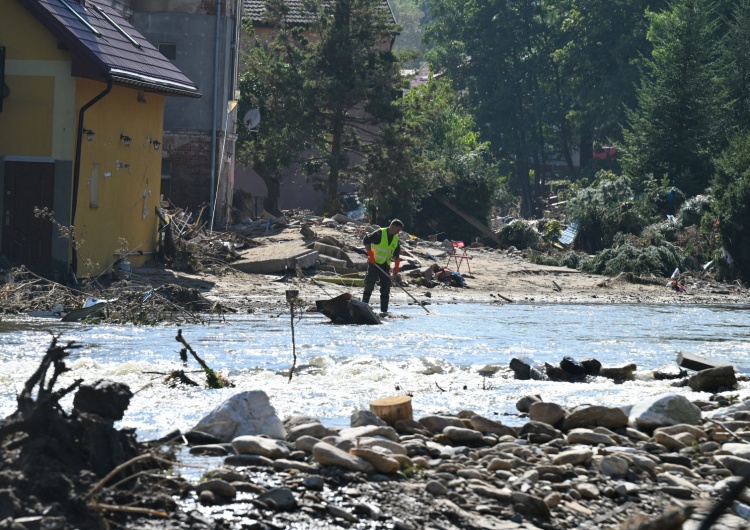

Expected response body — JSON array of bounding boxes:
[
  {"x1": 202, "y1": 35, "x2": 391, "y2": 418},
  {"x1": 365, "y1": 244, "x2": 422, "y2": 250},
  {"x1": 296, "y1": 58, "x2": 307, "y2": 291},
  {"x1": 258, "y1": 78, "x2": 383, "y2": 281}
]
[{"x1": 1, "y1": 302, "x2": 748, "y2": 439}]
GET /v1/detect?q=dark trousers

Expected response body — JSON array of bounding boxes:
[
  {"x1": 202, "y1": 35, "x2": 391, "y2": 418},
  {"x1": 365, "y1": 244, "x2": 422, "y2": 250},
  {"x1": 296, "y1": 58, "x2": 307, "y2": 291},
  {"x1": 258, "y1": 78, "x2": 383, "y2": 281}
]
[{"x1": 362, "y1": 262, "x2": 391, "y2": 312}]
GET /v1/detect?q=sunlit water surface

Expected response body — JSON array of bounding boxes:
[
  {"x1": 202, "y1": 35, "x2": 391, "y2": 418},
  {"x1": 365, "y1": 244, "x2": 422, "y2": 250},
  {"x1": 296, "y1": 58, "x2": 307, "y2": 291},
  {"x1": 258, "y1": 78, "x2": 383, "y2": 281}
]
[{"x1": 1, "y1": 303, "x2": 748, "y2": 440}]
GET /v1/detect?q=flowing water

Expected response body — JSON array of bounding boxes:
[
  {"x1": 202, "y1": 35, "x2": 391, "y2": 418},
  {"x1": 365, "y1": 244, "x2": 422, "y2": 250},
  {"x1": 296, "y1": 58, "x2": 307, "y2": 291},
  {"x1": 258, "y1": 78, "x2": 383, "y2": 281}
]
[{"x1": 1, "y1": 302, "x2": 749, "y2": 440}]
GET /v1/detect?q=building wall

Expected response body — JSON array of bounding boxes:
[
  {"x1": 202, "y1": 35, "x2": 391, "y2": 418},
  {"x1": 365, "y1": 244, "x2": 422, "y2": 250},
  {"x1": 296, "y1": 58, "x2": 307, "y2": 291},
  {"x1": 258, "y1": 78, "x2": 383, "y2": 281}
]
[
  {"x1": 73, "y1": 79, "x2": 165, "y2": 275},
  {"x1": 1, "y1": 0, "x2": 77, "y2": 159},
  {"x1": 129, "y1": 2, "x2": 239, "y2": 225},
  {"x1": 1, "y1": 1, "x2": 78, "y2": 277}
]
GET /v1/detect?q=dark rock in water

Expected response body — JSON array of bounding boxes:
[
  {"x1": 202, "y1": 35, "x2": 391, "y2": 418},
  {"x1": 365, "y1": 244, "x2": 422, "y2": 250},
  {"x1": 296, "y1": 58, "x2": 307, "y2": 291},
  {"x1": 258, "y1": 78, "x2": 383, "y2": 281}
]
[
  {"x1": 560, "y1": 356, "x2": 587, "y2": 379},
  {"x1": 688, "y1": 365, "x2": 737, "y2": 393},
  {"x1": 316, "y1": 294, "x2": 380, "y2": 325},
  {"x1": 581, "y1": 358, "x2": 602, "y2": 375},
  {"x1": 73, "y1": 379, "x2": 133, "y2": 421},
  {"x1": 184, "y1": 430, "x2": 224, "y2": 446}
]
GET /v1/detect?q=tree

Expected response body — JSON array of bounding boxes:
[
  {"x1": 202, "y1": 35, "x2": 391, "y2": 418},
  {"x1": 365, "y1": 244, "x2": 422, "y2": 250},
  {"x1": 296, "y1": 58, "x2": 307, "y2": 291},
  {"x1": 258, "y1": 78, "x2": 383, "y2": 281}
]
[
  {"x1": 236, "y1": 1, "x2": 316, "y2": 216},
  {"x1": 308, "y1": 0, "x2": 406, "y2": 212},
  {"x1": 358, "y1": 77, "x2": 501, "y2": 239},
  {"x1": 620, "y1": 0, "x2": 721, "y2": 196},
  {"x1": 423, "y1": 0, "x2": 572, "y2": 218},
  {"x1": 717, "y1": 0, "x2": 750, "y2": 135},
  {"x1": 237, "y1": 0, "x2": 406, "y2": 215},
  {"x1": 551, "y1": 0, "x2": 660, "y2": 171}
]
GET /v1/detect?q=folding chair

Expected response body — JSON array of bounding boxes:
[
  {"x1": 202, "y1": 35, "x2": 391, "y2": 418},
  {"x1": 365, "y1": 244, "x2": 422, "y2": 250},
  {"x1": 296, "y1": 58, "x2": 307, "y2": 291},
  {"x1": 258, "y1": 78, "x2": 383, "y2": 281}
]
[{"x1": 445, "y1": 241, "x2": 472, "y2": 274}]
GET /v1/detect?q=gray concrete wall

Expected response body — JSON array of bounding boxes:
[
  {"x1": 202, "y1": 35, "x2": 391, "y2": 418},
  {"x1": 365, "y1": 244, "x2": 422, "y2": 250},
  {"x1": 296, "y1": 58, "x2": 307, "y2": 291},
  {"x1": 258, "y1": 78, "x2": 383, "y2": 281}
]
[{"x1": 130, "y1": 12, "x2": 236, "y2": 132}]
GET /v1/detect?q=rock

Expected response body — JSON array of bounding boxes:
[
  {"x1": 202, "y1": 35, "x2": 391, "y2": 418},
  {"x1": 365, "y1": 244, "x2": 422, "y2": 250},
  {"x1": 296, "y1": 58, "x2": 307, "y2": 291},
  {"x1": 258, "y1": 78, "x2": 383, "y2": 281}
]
[
  {"x1": 510, "y1": 359, "x2": 544, "y2": 381},
  {"x1": 529, "y1": 402, "x2": 566, "y2": 427},
  {"x1": 715, "y1": 455, "x2": 750, "y2": 476},
  {"x1": 552, "y1": 447, "x2": 593, "y2": 466},
  {"x1": 258, "y1": 488, "x2": 297, "y2": 511},
  {"x1": 232, "y1": 435, "x2": 290, "y2": 459},
  {"x1": 599, "y1": 363, "x2": 637, "y2": 381},
  {"x1": 312, "y1": 442, "x2": 374, "y2": 473},
  {"x1": 195, "y1": 479, "x2": 237, "y2": 499},
  {"x1": 469, "y1": 483, "x2": 512, "y2": 502},
  {"x1": 516, "y1": 394, "x2": 543, "y2": 413},
  {"x1": 653, "y1": 431, "x2": 687, "y2": 451},
  {"x1": 355, "y1": 436, "x2": 407, "y2": 455},
  {"x1": 350, "y1": 447, "x2": 400, "y2": 474},
  {"x1": 628, "y1": 394, "x2": 702, "y2": 431},
  {"x1": 517, "y1": 421, "x2": 563, "y2": 443},
  {"x1": 598, "y1": 455, "x2": 629, "y2": 478},
  {"x1": 688, "y1": 365, "x2": 737, "y2": 392},
  {"x1": 562, "y1": 405, "x2": 628, "y2": 431},
  {"x1": 338, "y1": 425, "x2": 400, "y2": 442},
  {"x1": 73, "y1": 379, "x2": 133, "y2": 421},
  {"x1": 287, "y1": 422, "x2": 329, "y2": 442},
  {"x1": 467, "y1": 414, "x2": 517, "y2": 437},
  {"x1": 566, "y1": 428, "x2": 616, "y2": 446},
  {"x1": 577, "y1": 482, "x2": 600, "y2": 499},
  {"x1": 442, "y1": 426, "x2": 483, "y2": 443},
  {"x1": 224, "y1": 454, "x2": 274, "y2": 467},
  {"x1": 426, "y1": 480, "x2": 448, "y2": 496},
  {"x1": 193, "y1": 390, "x2": 285, "y2": 442},
  {"x1": 294, "y1": 435, "x2": 321, "y2": 453},
  {"x1": 511, "y1": 492, "x2": 551, "y2": 519},
  {"x1": 351, "y1": 409, "x2": 387, "y2": 428},
  {"x1": 723, "y1": 443, "x2": 750, "y2": 460},
  {"x1": 418, "y1": 415, "x2": 466, "y2": 433}
]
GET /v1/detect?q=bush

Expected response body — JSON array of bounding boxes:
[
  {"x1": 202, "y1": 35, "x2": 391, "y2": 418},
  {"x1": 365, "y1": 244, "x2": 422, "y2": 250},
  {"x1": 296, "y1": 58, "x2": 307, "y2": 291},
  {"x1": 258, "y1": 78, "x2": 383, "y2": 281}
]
[
  {"x1": 498, "y1": 220, "x2": 539, "y2": 249},
  {"x1": 680, "y1": 195, "x2": 711, "y2": 228},
  {"x1": 582, "y1": 242, "x2": 686, "y2": 277}
]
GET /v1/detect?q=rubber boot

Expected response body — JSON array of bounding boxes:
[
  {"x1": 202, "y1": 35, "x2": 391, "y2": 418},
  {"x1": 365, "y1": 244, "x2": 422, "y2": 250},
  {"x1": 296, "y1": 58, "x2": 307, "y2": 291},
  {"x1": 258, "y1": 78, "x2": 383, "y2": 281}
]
[{"x1": 380, "y1": 295, "x2": 389, "y2": 314}]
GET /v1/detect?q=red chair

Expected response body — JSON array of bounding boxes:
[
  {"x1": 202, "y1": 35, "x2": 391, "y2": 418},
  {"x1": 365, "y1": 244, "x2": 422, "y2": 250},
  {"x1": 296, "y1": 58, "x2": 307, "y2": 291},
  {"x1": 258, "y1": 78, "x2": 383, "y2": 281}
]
[{"x1": 445, "y1": 241, "x2": 472, "y2": 274}]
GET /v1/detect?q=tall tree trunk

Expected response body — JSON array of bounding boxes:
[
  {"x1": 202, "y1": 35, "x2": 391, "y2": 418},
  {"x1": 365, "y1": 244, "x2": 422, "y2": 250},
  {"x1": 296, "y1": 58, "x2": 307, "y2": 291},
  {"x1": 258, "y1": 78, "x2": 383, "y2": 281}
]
[
  {"x1": 257, "y1": 169, "x2": 283, "y2": 217},
  {"x1": 325, "y1": 113, "x2": 347, "y2": 213},
  {"x1": 579, "y1": 123, "x2": 593, "y2": 170}
]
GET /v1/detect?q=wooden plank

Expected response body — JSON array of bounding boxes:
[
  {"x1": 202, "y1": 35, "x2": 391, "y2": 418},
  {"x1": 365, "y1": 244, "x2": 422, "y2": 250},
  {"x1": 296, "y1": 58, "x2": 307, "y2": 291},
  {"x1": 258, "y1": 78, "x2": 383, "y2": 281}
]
[{"x1": 677, "y1": 352, "x2": 731, "y2": 371}]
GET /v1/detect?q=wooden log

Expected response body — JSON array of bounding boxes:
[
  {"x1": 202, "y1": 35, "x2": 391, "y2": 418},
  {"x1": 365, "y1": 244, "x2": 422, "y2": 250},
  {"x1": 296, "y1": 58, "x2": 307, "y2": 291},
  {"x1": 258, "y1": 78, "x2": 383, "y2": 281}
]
[
  {"x1": 677, "y1": 352, "x2": 731, "y2": 372},
  {"x1": 370, "y1": 395, "x2": 413, "y2": 425}
]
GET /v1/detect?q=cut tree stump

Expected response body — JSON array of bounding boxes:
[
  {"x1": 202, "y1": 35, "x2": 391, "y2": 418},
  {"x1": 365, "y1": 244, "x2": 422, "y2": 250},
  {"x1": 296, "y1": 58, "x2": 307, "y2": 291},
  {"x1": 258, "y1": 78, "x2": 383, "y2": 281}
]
[{"x1": 370, "y1": 395, "x2": 413, "y2": 425}]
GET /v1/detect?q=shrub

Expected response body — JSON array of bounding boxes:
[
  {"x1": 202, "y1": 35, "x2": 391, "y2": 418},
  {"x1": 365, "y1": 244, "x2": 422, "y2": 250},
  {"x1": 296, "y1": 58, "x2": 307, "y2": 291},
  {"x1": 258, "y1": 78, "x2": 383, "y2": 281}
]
[{"x1": 498, "y1": 220, "x2": 539, "y2": 249}]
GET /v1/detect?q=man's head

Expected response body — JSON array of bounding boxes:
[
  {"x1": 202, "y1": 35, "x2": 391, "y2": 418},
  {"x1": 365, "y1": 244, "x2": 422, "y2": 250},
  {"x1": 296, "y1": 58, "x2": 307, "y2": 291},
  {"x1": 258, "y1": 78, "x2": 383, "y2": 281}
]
[{"x1": 388, "y1": 219, "x2": 404, "y2": 235}]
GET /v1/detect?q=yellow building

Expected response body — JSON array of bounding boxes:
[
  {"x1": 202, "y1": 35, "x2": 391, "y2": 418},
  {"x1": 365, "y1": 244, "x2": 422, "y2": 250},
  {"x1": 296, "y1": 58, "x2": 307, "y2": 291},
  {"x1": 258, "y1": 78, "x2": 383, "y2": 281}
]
[{"x1": 0, "y1": 0, "x2": 199, "y2": 280}]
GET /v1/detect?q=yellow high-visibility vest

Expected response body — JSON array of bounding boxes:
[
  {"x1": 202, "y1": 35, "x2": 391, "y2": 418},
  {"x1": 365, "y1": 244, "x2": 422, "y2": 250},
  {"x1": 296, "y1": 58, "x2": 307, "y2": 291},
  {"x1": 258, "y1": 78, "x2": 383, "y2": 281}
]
[{"x1": 372, "y1": 228, "x2": 398, "y2": 264}]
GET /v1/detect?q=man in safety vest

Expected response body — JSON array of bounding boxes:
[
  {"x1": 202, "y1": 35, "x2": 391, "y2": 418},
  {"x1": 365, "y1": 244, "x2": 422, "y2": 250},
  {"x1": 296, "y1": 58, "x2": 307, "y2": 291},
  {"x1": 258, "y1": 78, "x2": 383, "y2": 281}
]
[{"x1": 362, "y1": 219, "x2": 403, "y2": 314}]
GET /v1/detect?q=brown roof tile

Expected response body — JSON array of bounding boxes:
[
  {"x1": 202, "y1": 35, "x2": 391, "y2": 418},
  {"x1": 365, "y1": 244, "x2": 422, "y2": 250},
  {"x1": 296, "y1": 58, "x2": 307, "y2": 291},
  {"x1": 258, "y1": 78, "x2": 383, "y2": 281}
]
[
  {"x1": 17, "y1": 0, "x2": 200, "y2": 97},
  {"x1": 243, "y1": 0, "x2": 395, "y2": 27}
]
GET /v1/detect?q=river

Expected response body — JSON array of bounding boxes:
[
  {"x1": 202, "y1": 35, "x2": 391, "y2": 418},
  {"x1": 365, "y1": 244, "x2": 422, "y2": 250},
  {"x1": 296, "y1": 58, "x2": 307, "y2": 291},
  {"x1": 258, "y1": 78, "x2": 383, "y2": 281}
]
[{"x1": 1, "y1": 302, "x2": 748, "y2": 440}]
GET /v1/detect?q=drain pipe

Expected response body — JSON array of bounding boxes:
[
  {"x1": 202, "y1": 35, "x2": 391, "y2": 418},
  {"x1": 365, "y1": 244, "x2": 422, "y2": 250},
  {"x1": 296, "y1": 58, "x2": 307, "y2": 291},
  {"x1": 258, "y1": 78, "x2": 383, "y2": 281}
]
[
  {"x1": 209, "y1": 0, "x2": 222, "y2": 231},
  {"x1": 71, "y1": 78, "x2": 113, "y2": 278}
]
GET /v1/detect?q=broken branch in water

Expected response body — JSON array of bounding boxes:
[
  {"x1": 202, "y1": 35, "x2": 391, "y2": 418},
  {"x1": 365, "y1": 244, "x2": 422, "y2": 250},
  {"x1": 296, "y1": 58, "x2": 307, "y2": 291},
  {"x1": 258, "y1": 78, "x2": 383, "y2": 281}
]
[{"x1": 174, "y1": 329, "x2": 233, "y2": 388}]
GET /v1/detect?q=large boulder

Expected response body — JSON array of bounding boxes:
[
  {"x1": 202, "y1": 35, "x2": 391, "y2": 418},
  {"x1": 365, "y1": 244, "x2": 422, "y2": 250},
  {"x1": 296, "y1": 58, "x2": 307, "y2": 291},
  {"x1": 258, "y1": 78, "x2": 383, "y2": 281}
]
[
  {"x1": 192, "y1": 390, "x2": 285, "y2": 442},
  {"x1": 628, "y1": 394, "x2": 701, "y2": 431}
]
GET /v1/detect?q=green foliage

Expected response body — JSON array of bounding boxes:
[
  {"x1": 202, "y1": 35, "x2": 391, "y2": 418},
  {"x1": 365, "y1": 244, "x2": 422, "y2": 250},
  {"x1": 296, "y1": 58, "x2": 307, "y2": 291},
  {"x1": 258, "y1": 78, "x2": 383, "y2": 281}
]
[
  {"x1": 539, "y1": 219, "x2": 562, "y2": 245},
  {"x1": 621, "y1": 0, "x2": 721, "y2": 196},
  {"x1": 680, "y1": 194, "x2": 711, "y2": 227},
  {"x1": 236, "y1": 0, "x2": 406, "y2": 214},
  {"x1": 582, "y1": 242, "x2": 686, "y2": 277},
  {"x1": 565, "y1": 173, "x2": 653, "y2": 253},
  {"x1": 361, "y1": 77, "x2": 502, "y2": 237},
  {"x1": 710, "y1": 131, "x2": 750, "y2": 281},
  {"x1": 498, "y1": 221, "x2": 539, "y2": 250}
]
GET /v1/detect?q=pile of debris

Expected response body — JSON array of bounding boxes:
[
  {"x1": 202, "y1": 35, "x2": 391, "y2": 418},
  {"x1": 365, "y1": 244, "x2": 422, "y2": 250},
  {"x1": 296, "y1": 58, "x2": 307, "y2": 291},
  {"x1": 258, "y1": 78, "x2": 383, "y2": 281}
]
[
  {"x1": 0, "y1": 267, "x2": 227, "y2": 324},
  {"x1": 0, "y1": 337, "x2": 219, "y2": 530}
]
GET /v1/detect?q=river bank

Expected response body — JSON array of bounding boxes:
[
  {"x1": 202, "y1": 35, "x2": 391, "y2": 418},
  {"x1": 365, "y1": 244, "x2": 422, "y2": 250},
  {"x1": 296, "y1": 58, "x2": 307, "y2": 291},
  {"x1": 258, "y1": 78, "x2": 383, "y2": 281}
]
[{"x1": 129, "y1": 220, "x2": 750, "y2": 314}]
